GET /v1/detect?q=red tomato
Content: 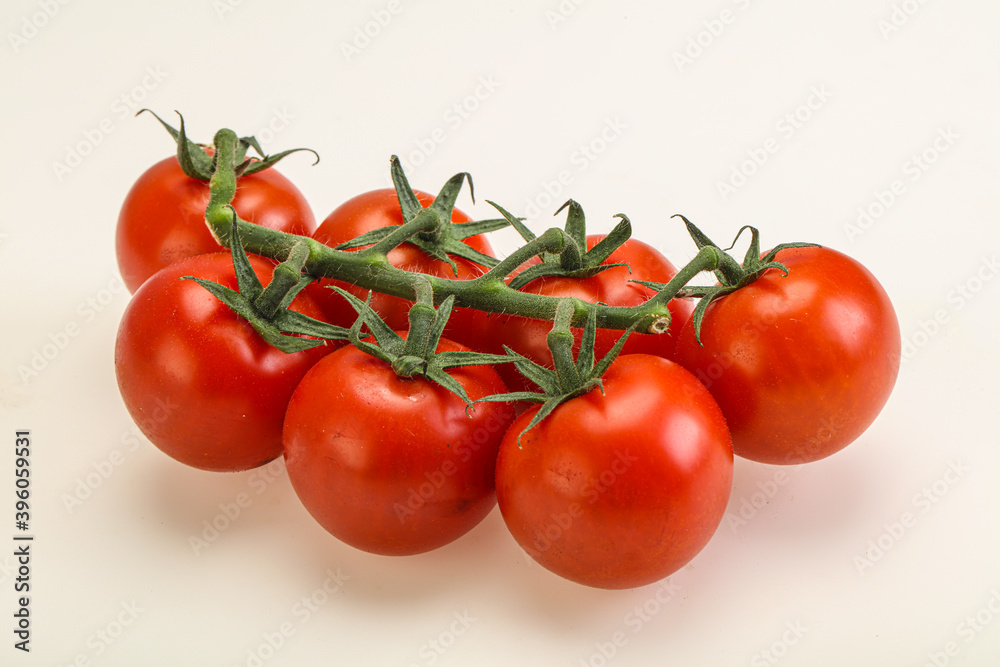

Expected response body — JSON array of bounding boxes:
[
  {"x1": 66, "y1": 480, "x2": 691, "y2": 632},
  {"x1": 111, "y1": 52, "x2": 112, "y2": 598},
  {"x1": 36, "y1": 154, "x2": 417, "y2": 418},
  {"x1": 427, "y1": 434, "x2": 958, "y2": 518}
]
[
  {"x1": 673, "y1": 246, "x2": 901, "y2": 465},
  {"x1": 495, "y1": 354, "x2": 733, "y2": 589},
  {"x1": 482, "y1": 236, "x2": 694, "y2": 393},
  {"x1": 311, "y1": 188, "x2": 494, "y2": 349},
  {"x1": 283, "y1": 338, "x2": 515, "y2": 556},
  {"x1": 115, "y1": 252, "x2": 333, "y2": 472},
  {"x1": 116, "y1": 156, "x2": 315, "y2": 293}
]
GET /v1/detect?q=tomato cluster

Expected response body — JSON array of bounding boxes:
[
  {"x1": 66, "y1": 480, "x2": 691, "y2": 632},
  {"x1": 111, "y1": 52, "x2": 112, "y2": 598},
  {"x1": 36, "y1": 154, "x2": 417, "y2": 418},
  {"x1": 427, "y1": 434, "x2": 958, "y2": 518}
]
[{"x1": 112, "y1": 117, "x2": 900, "y2": 590}]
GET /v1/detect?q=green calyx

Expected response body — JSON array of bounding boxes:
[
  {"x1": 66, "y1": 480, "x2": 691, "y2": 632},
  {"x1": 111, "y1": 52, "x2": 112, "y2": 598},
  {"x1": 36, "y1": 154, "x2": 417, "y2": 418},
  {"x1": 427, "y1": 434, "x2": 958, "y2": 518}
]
[
  {"x1": 490, "y1": 199, "x2": 632, "y2": 290},
  {"x1": 639, "y1": 215, "x2": 819, "y2": 344},
  {"x1": 137, "y1": 109, "x2": 319, "y2": 181},
  {"x1": 333, "y1": 156, "x2": 511, "y2": 274},
  {"x1": 478, "y1": 299, "x2": 637, "y2": 445},
  {"x1": 182, "y1": 212, "x2": 349, "y2": 353},
  {"x1": 334, "y1": 278, "x2": 512, "y2": 407}
]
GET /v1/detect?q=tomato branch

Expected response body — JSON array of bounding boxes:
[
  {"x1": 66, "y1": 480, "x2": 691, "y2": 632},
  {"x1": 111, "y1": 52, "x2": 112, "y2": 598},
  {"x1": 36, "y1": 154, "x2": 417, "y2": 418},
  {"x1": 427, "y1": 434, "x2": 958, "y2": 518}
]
[{"x1": 201, "y1": 128, "x2": 721, "y2": 333}]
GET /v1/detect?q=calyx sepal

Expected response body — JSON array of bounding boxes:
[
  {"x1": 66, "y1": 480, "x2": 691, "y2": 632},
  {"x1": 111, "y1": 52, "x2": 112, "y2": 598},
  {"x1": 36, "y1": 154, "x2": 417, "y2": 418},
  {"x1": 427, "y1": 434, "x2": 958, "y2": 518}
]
[
  {"x1": 333, "y1": 156, "x2": 511, "y2": 274},
  {"x1": 490, "y1": 199, "x2": 632, "y2": 290},
  {"x1": 183, "y1": 212, "x2": 349, "y2": 353},
  {"x1": 333, "y1": 278, "x2": 512, "y2": 407},
  {"x1": 637, "y1": 215, "x2": 820, "y2": 344},
  {"x1": 476, "y1": 299, "x2": 637, "y2": 444},
  {"x1": 137, "y1": 109, "x2": 319, "y2": 181}
]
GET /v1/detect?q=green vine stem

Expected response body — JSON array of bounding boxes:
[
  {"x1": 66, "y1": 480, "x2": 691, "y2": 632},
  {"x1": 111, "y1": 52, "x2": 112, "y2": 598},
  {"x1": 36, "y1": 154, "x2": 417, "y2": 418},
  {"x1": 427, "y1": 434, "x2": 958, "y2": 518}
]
[{"x1": 202, "y1": 128, "x2": 722, "y2": 333}]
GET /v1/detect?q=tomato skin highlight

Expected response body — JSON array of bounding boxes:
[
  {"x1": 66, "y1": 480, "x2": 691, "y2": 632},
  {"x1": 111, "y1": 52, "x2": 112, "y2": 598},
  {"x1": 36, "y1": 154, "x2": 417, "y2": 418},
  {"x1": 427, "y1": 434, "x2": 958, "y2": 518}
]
[
  {"x1": 116, "y1": 156, "x2": 316, "y2": 293},
  {"x1": 673, "y1": 246, "x2": 901, "y2": 465},
  {"x1": 482, "y1": 236, "x2": 694, "y2": 393},
  {"x1": 282, "y1": 338, "x2": 515, "y2": 556},
  {"x1": 114, "y1": 253, "x2": 333, "y2": 472},
  {"x1": 495, "y1": 355, "x2": 733, "y2": 590},
  {"x1": 311, "y1": 188, "x2": 494, "y2": 349}
]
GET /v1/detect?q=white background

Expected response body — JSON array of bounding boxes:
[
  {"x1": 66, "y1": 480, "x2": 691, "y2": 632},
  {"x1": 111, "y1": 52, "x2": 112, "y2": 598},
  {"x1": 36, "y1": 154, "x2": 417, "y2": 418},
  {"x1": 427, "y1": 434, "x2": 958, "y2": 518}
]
[{"x1": 3, "y1": 1, "x2": 1000, "y2": 665}]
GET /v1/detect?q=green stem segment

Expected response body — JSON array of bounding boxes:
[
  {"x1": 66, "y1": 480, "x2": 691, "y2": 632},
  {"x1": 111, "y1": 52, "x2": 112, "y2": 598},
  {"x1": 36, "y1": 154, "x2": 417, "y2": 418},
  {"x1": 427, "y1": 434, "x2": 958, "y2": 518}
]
[
  {"x1": 205, "y1": 129, "x2": 242, "y2": 247},
  {"x1": 253, "y1": 242, "x2": 307, "y2": 317},
  {"x1": 547, "y1": 300, "x2": 582, "y2": 392}
]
